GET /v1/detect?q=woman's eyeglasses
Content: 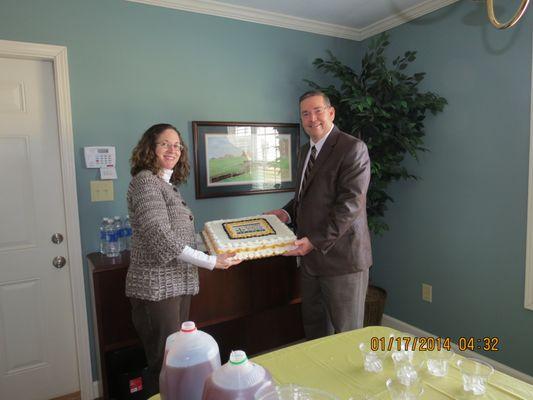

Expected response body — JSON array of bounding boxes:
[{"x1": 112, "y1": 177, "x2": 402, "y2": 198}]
[{"x1": 156, "y1": 142, "x2": 184, "y2": 151}]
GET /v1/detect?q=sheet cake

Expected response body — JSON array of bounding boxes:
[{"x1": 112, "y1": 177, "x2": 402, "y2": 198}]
[{"x1": 202, "y1": 214, "x2": 296, "y2": 260}]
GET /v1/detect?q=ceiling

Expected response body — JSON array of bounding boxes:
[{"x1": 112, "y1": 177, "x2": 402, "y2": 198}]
[{"x1": 127, "y1": 0, "x2": 459, "y2": 41}]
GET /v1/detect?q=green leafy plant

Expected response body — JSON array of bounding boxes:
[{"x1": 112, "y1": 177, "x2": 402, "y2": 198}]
[{"x1": 305, "y1": 33, "x2": 447, "y2": 235}]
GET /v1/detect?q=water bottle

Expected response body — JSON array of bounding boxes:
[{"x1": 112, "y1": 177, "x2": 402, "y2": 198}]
[
  {"x1": 202, "y1": 350, "x2": 273, "y2": 400},
  {"x1": 161, "y1": 321, "x2": 221, "y2": 400},
  {"x1": 123, "y1": 215, "x2": 132, "y2": 251},
  {"x1": 99, "y1": 217, "x2": 108, "y2": 254},
  {"x1": 113, "y1": 216, "x2": 124, "y2": 252},
  {"x1": 104, "y1": 217, "x2": 120, "y2": 258}
]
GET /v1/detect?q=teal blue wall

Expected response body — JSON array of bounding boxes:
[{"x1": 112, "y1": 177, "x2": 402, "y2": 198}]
[
  {"x1": 368, "y1": 2, "x2": 532, "y2": 375},
  {"x1": 0, "y1": 0, "x2": 361, "y2": 379},
  {"x1": 3, "y1": 0, "x2": 533, "y2": 383}
]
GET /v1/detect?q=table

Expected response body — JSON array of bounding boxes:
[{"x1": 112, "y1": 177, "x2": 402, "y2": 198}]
[
  {"x1": 252, "y1": 326, "x2": 533, "y2": 399},
  {"x1": 149, "y1": 326, "x2": 533, "y2": 399}
]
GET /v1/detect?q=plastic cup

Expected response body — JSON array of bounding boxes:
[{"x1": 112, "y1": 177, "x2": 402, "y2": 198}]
[
  {"x1": 395, "y1": 363, "x2": 419, "y2": 386},
  {"x1": 358, "y1": 342, "x2": 387, "y2": 373},
  {"x1": 392, "y1": 352, "x2": 425, "y2": 386},
  {"x1": 256, "y1": 384, "x2": 339, "y2": 400},
  {"x1": 390, "y1": 340, "x2": 414, "y2": 365},
  {"x1": 386, "y1": 377, "x2": 423, "y2": 400},
  {"x1": 425, "y1": 348, "x2": 454, "y2": 377},
  {"x1": 456, "y1": 358, "x2": 494, "y2": 395}
]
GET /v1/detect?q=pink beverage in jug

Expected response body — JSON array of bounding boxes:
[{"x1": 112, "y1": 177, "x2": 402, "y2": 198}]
[
  {"x1": 202, "y1": 350, "x2": 273, "y2": 400},
  {"x1": 163, "y1": 321, "x2": 221, "y2": 400},
  {"x1": 166, "y1": 358, "x2": 220, "y2": 399},
  {"x1": 159, "y1": 328, "x2": 179, "y2": 400}
]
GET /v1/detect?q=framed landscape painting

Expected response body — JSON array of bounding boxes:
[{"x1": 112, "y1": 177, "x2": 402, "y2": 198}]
[{"x1": 192, "y1": 121, "x2": 300, "y2": 198}]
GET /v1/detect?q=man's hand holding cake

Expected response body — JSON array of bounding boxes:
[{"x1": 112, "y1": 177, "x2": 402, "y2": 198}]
[
  {"x1": 264, "y1": 209, "x2": 314, "y2": 256},
  {"x1": 283, "y1": 237, "x2": 314, "y2": 256},
  {"x1": 264, "y1": 209, "x2": 289, "y2": 224}
]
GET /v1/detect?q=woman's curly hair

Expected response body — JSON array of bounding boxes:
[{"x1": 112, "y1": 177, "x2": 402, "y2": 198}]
[{"x1": 130, "y1": 123, "x2": 190, "y2": 184}]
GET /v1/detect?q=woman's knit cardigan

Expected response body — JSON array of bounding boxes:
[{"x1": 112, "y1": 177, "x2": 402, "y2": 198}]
[{"x1": 125, "y1": 170, "x2": 199, "y2": 301}]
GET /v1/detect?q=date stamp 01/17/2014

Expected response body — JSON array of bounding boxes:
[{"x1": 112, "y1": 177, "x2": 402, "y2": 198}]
[{"x1": 370, "y1": 336, "x2": 500, "y2": 352}]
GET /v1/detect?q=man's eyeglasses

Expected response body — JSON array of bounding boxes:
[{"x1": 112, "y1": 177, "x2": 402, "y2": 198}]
[
  {"x1": 301, "y1": 106, "x2": 329, "y2": 119},
  {"x1": 156, "y1": 142, "x2": 184, "y2": 151}
]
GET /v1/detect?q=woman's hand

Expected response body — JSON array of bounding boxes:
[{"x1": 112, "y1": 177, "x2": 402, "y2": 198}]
[{"x1": 214, "y1": 253, "x2": 242, "y2": 269}]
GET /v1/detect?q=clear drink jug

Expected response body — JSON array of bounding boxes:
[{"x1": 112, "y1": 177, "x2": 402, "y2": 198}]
[
  {"x1": 159, "y1": 327, "x2": 179, "y2": 400},
  {"x1": 202, "y1": 350, "x2": 273, "y2": 400},
  {"x1": 160, "y1": 321, "x2": 220, "y2": 400}
]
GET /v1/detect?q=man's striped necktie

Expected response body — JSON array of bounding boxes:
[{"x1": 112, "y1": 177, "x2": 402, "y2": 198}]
[{"x1": 298, "y1": 145, "x2": 316, "y2": 203}]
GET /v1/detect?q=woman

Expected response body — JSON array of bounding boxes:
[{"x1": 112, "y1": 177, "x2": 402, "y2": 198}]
[{"x1": 126, "y1": 123, "x2": 240, "y2": 393}]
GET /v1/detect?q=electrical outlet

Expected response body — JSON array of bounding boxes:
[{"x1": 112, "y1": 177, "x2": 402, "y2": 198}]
[
  {"x1": 422, "y1": 283, "x2": 432, "y2": 303},
  {"x1": 90, "y1": 180, "x2": 114, "y2": 202}
]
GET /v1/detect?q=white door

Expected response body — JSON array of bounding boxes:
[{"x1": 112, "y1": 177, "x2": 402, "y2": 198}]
[{"x1": 0, "y1": 57, "x2": 80, "y2": 399}]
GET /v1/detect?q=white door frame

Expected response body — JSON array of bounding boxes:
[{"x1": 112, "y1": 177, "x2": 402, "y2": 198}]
[
  {"x1": 525, "y1": 32, "x2": 533, "y2": 312},
  {"x1": 0, "y1": 39, "x2": 92, "y2": 400}
]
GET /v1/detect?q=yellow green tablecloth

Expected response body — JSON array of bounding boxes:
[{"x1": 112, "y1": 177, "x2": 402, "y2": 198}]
[
  {"x1": 150, "y1": 326, "x2": 533, "y2": 399},
  {"x1": 252, "y1": 326, "x2": 533, "y2": 400}
]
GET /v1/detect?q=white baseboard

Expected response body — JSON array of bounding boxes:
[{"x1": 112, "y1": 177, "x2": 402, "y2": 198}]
[
  {"x1": 382, "y1": 314, "x2": 533, "y2": 385},
  {"x1": 92, "y1": 380, "x2": 102, "y2": 399}
]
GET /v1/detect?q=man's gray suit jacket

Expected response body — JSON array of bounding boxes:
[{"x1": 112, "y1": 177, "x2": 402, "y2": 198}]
[{"x1": 283, "y1": 126, "x2": 372, "y2": 276}]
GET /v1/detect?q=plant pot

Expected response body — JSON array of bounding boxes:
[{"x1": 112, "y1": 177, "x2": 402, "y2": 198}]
[{"x1": 364, "y1": 285, "x2": 387, "y2": 327}]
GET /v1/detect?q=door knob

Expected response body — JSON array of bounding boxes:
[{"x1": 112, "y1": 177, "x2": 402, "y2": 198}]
[
  {"x1": 52, "y1": 256, "x2": 66, "y2": 269},
  {"x1": 51, "y1": 233, "x2": 64, "y2": 244}
]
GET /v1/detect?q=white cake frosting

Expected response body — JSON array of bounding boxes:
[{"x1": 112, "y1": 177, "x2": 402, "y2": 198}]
[{"x1": 203, "y1": 214, "x2": 296, "y2": 260}]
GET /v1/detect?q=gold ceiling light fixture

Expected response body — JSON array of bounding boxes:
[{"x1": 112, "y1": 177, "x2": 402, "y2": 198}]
[{"x1": 486, "y1": 0, "x2": 530, "y2": 29}]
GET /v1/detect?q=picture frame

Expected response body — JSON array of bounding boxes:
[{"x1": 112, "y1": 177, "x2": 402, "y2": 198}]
[{"x1": 192, "y1": 121, "x2": 300, "y2": 199}]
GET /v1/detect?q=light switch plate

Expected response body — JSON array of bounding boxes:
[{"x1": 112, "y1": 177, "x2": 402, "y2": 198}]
[{"x1": 90, "y1": 180, "x2": 114, "y2": 202}]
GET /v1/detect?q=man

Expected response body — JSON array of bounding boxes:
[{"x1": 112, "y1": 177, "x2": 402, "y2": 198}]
[{"x1": 267, "y1": 90, "x2": 372, "y2": 340}]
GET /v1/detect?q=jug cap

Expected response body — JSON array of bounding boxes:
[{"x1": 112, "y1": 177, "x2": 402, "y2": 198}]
[
  {"x1": 166, "y1": 321, "x2": 220, "y2": 368},
  {"x1": 210, "y1": 350, "x2": 272, "y2": 390},
  {"x1": 229, "y1": 350, "x2": 248, "y2": 365},
  {"x1": 181, "y1": 321, "x2": 197, "y2": 332}
]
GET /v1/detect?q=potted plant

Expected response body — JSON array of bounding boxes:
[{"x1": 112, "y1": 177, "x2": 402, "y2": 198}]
[{"x1": 305, "y1": 33, "x2": 447, "y2": 324}]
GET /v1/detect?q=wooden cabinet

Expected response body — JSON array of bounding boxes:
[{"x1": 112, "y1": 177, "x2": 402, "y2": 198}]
[{"x1": 87, "y1": 252, "x2": 303, "y2": 399}]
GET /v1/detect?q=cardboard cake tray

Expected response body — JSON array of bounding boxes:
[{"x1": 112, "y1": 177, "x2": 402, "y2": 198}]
[{"x1": 201, "y1": 230, "x2": 296, "y2": 261}]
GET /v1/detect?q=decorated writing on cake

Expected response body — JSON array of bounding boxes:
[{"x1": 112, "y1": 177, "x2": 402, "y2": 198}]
[
  {"x1": 203, "y1": 214, "x2": 297, "y2": 260},
  {"x1": 223, "y1": 218, "x2": 275, "y2": 239}
]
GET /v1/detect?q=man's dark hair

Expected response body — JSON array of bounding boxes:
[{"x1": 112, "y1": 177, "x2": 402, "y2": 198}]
[{"x1": 299, "y1": 90, "x2": 331, "y2": 107}]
